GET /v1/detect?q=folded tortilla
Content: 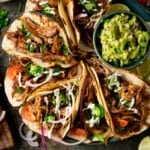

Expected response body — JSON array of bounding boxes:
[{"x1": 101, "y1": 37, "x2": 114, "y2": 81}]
[
  {"x1": 25, "y1": 0, "x2": 77, "y2": 47},
  {"x1": 67, "y1": 65, "x2": 113, "y2": 143},
  {"x1": 66, "y1": 0, "x2": 112, "y2": 49},
  {"x1": 2, "y1": 12, "x2": 76, "y2": 68},
  {"x1": 4, "y1": 58, "x2": 85, "y2": 107},
  {"x1": 19, "y1": 62, "x2": 87, "y2": 141},
  {"x1": 88, "y1": 62, "x2": 150, "y2": 140}
]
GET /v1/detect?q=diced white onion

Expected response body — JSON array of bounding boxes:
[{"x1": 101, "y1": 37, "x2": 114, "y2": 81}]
[
  {"x1": 0, "y1": 111, "x2": 6, "y2": 122},
  {"x1": 39, "y1": 1, "x2": 48, "y2": 5}
]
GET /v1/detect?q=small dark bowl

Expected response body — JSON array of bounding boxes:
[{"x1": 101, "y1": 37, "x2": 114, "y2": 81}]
[{"x1": 93, "y1": 10, "x2": 150, "y2": 69}]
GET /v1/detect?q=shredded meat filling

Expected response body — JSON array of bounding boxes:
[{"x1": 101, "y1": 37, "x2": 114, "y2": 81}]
[
  {"x1": 99, "y1": 73, "x2": 145, "y2": 135},
  {"x1": 74, "y1": 0, "x2": 111, "y2": 48},
  {"x1": 6, "y1": 16, "x2": 70, "y2": 59}
]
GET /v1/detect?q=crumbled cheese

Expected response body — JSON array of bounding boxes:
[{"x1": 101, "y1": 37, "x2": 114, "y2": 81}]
[
  {"x1": 107, "y1": 72, "x2": 122, "y2": 92},
  {"x1": 87, "y1": 103, "x2": 95, "y2": 109},
  {"x1": 85, "y1": 116, "x2": 99, "y2": 128},
  {"x1": 97, "y1": 3, "x2": 103, "y2": 7},
  {"x1": 120, "y1": 98, "x2": 127, "y2": 105},
  {"x1": 39, "y1": 1, "x2": 48, "y2": 5}
]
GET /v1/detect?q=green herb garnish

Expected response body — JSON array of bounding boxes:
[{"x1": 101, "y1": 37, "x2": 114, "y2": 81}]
[
  {"x1": 60, "y1": 44, "x2": 69, "y2": 56},
  {"x1": 79, "y1": 0, "x2": 98, "y2": 14},
  {"x1": 21, "y1": 24, "x2": 32, "y2": 38},
  {"x1": 18, "y1": 1, "x2": 22, "y2": 12},
  {"x1": 25, "y1": 63, "x2": 44, "y2": 77},
  {"x1": 91, "y1": 104, "x2": 105, "y2": 118},
  {"x1": 124, "y1": 101, "x2": 131, "y2": 108},
  {"x1": 45, "y1": 115, "x2": 55, "y2": 124},
  {"x1": 92, "y1": 134, "x2": 105, "y2": 143},
  {"x1": 59, "y1": 92, "x2": 68, "y2": 106},
  {"x1": 118, "y1": 127, "x2": 125, "y2": 131},
  {"x1": 26, "y1": 43, "x2": 36, "y2": 52},
  {"x1": 41, "y1": 4, "x2": 55, "y2": 15},
  {"x1": 51, "y1": 92, "x2": 68, "y2": 107},
  {"x1": 39, "y1": 44, "x2": 46, "y2": 53},
  {"x1": 53, "y1": 66, "x2": 61, "y2": 74},
  {"x1": 16, "y1": 87, "x2": 23, "y2": 94},
  {"x1": 0, "y1": 9, "x2": 10, "y2": 30}
]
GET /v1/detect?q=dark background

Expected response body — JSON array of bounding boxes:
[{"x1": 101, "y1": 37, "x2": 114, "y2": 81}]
[{"x1": 0, "y1": 0, "x2": 150, "y2": 149}]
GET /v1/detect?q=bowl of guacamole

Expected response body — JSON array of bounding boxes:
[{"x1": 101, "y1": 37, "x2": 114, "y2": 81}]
[{"x1": 93, "y1": 11, "x2": 150, "y2": 69}]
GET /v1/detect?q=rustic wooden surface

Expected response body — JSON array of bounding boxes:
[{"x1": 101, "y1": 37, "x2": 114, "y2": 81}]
[{"x1": 0, "y1": 0, "x2": 150, "y2": 150}]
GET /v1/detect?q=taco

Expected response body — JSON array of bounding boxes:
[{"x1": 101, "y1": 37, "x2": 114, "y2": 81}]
[
  {"x1": 4, "y1": 58, "x2": 85, "y2": 107},
  {"x1": 25, "y1": 0, "x2": 58, "y2": 17},
  {"x1": 88, "y1": 63, "x2": 150, "y2": 140},
  {"x1": 65, "y1": 0, "x2": 112, "y2": 48},
  {"x1": 2, "y1": 12, "x2": 76, "y2": 68},
  {"x1": 25, "y1": 0, "x2": 77, "y2": 47},
  {"x1": 19, "y1": 63, "x2": 87, "y2": 142},
  {"x1": 67, "y1": 66, "x2": 112, "y2": 143}
]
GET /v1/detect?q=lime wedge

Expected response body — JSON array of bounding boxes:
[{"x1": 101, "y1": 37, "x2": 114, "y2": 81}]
[
  {"x1": 106, "y1": 3, "x2": 130, "y2": 13},
  {"x1": 138, "y1": 136, "x2": 150, "y2": 150}
]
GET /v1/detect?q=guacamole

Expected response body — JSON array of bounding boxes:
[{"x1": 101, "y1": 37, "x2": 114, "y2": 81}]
[{"x1": 100, "y1": 13, "x2": 149, "y2": 67}]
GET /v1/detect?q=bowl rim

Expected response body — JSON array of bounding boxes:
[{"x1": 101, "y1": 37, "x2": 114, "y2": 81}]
[{"x1": 93, "y1": 10, "x2": 150, "y2": 70}]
